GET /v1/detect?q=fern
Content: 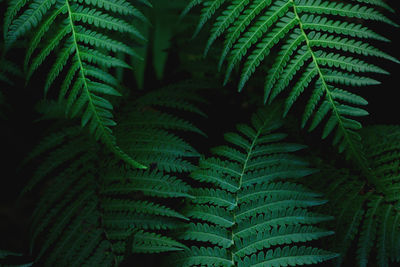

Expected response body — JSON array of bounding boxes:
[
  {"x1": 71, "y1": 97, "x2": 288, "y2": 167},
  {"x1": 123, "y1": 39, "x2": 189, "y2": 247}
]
[
  {"x1": 187, "y1": 0, "x2": 398, "y2": 172},
  {"x1": 25, "y1": 84, "x2": 205, "y2": 265},
  {"x1": 171, "y1": 105, "x2": 338, "y2": 266},
  {"x1": 305, "y1": 125, "x2": 400, "y2": 267},
  {"x1": 2, "y1": 1, "x2": 400, "y2": 266},
  {"x1": 3, "y1": 0, "x2": 149, "y2": 168}
]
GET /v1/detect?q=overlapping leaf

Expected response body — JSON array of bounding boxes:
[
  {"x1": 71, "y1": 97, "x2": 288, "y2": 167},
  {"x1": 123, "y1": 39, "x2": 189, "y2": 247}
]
[
  {"x1": 187, "y1": 0, "x2": 399, "y2": 174},
  {"x1": 172, "y1": 106, "x2": 337, "y2": 266},
  {"x1": 4, "y1": 0, "x2": 149, "y2": 168}
]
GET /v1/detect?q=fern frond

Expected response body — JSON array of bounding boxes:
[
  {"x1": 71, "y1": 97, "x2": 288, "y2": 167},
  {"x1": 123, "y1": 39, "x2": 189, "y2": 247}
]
[
  {"x1": 4, "y1": 0, "x2": 148, "y2": 168},
  {"x1": 174, "y1": 106, "x2": 337, "y2": 266},
  {"x1": 357, "y1": 196, "x2": 382, "y2": 267},
  {"x1": 188, "y1": 0, "x2": 398, "y2": 174},
  {"x1": 26, "y1": 84, "x2": 206, "y2": 265},
  {"x1": 304, "y1": 125, "x2": 400, "y2": 266},
  {"x1": 377, "y1": 204, "x2": 393, "y2": 267}
]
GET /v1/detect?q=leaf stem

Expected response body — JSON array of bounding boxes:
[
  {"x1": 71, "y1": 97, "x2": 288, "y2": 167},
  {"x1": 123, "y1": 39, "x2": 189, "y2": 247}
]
[
  {"x1": 65, "y1": 0, "x2": 146, "y2": 169},
  {"x1": 290, "y1": 0, "x2": 376, "y2": 186}
]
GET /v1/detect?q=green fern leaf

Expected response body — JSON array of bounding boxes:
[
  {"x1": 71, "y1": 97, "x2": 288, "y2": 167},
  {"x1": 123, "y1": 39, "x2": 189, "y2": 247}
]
[
  {"x1": 4, "y1": 0, "x2": 148, "y2": 169},
  {"x1": 187, "y1": 0, "x2": 399, "y2": 175},
  {"x1": 304, "y1": 126, "x2": 400, "y2": 266},
  {"x1": 357, "y1": 196, "x2": 382, "y2": 267},
  {"x1": 25, "y1": 84, "x2": 206, "y2": 265},
  {"x1": 174, "y1": 106, "x2": 337, "y2": 266},
  {"x1": 376, "y1": 204, "x2": 393, "y2": 267}
]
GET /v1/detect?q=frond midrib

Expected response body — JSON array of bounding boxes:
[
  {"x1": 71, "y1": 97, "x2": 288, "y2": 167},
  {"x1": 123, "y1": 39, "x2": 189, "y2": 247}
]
[
  {"x1": 290, "y1": 0, "x2": 372, "y2": 183},
  {"x1": 65, "y1": 0, "x2": 109, "y2": 149},
  {"x1": 230, "y1": 116, "x2": 270, "y2": 263},
  {"x1": 65, "y1": 0, "x2": 146, "y2": 169}
]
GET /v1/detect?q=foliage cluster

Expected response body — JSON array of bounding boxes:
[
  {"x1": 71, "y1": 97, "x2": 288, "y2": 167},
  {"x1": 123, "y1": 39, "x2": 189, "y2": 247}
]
[{"x1": 1, "y1": 0, "x2": 400, "y2": 266}]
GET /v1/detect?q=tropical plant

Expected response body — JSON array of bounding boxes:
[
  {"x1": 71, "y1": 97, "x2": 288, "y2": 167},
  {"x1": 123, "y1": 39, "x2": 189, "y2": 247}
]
[
  {"x1": 172, "y1": 106, "x2": 337, "y2": 266},
  {"x1": 305, "y1": 125, "x2": 400, "y2": 267},
  {"x1": 3, "y1": 0, "x2": 150, "y2": 168},
  {"x1": 1, "y1": 0, "x2": 400, "y2": 266},
  {"x1": 22, "y1": 84, "x2": 205, "y2": 266},
  {"x1": 185, "y1": 0, "x2": 398, "y2": 168}
]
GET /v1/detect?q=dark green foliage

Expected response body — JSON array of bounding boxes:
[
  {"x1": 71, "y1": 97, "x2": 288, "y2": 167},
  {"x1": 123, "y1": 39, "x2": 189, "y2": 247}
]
[
  {"x1": 25, "y1": 85, "x2": 204, "y2": 266},
  {"x1": 306, "y1": 125, "x2": 400, "y2": 267},
  {"x1": 2, "y1": 0, "x2": 400, "y2": 266},
  {"x1": 3, "y1": 0, "x2": 149, "y2": 168},
  {"x1": 187, "y1": 0, "x2": 398, "y2": 168},
  {"x1": 172, "y1": 106, "x2": 338, "y2": 266}
]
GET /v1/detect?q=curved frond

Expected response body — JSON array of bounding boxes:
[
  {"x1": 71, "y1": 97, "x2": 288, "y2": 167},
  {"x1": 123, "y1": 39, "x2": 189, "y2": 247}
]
[
  {"x1": 305, "y1": 125, "x2": 400, "y2": 266},
  {"x1": 4, "y1": 0, "x2": 149, "y2": 168},
  {"x1": 25, "y1": 85, "x2": 206, "y2": 265},
  {"x1": 187, "y1": 0, "x2": 398, "y2": 175}
]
